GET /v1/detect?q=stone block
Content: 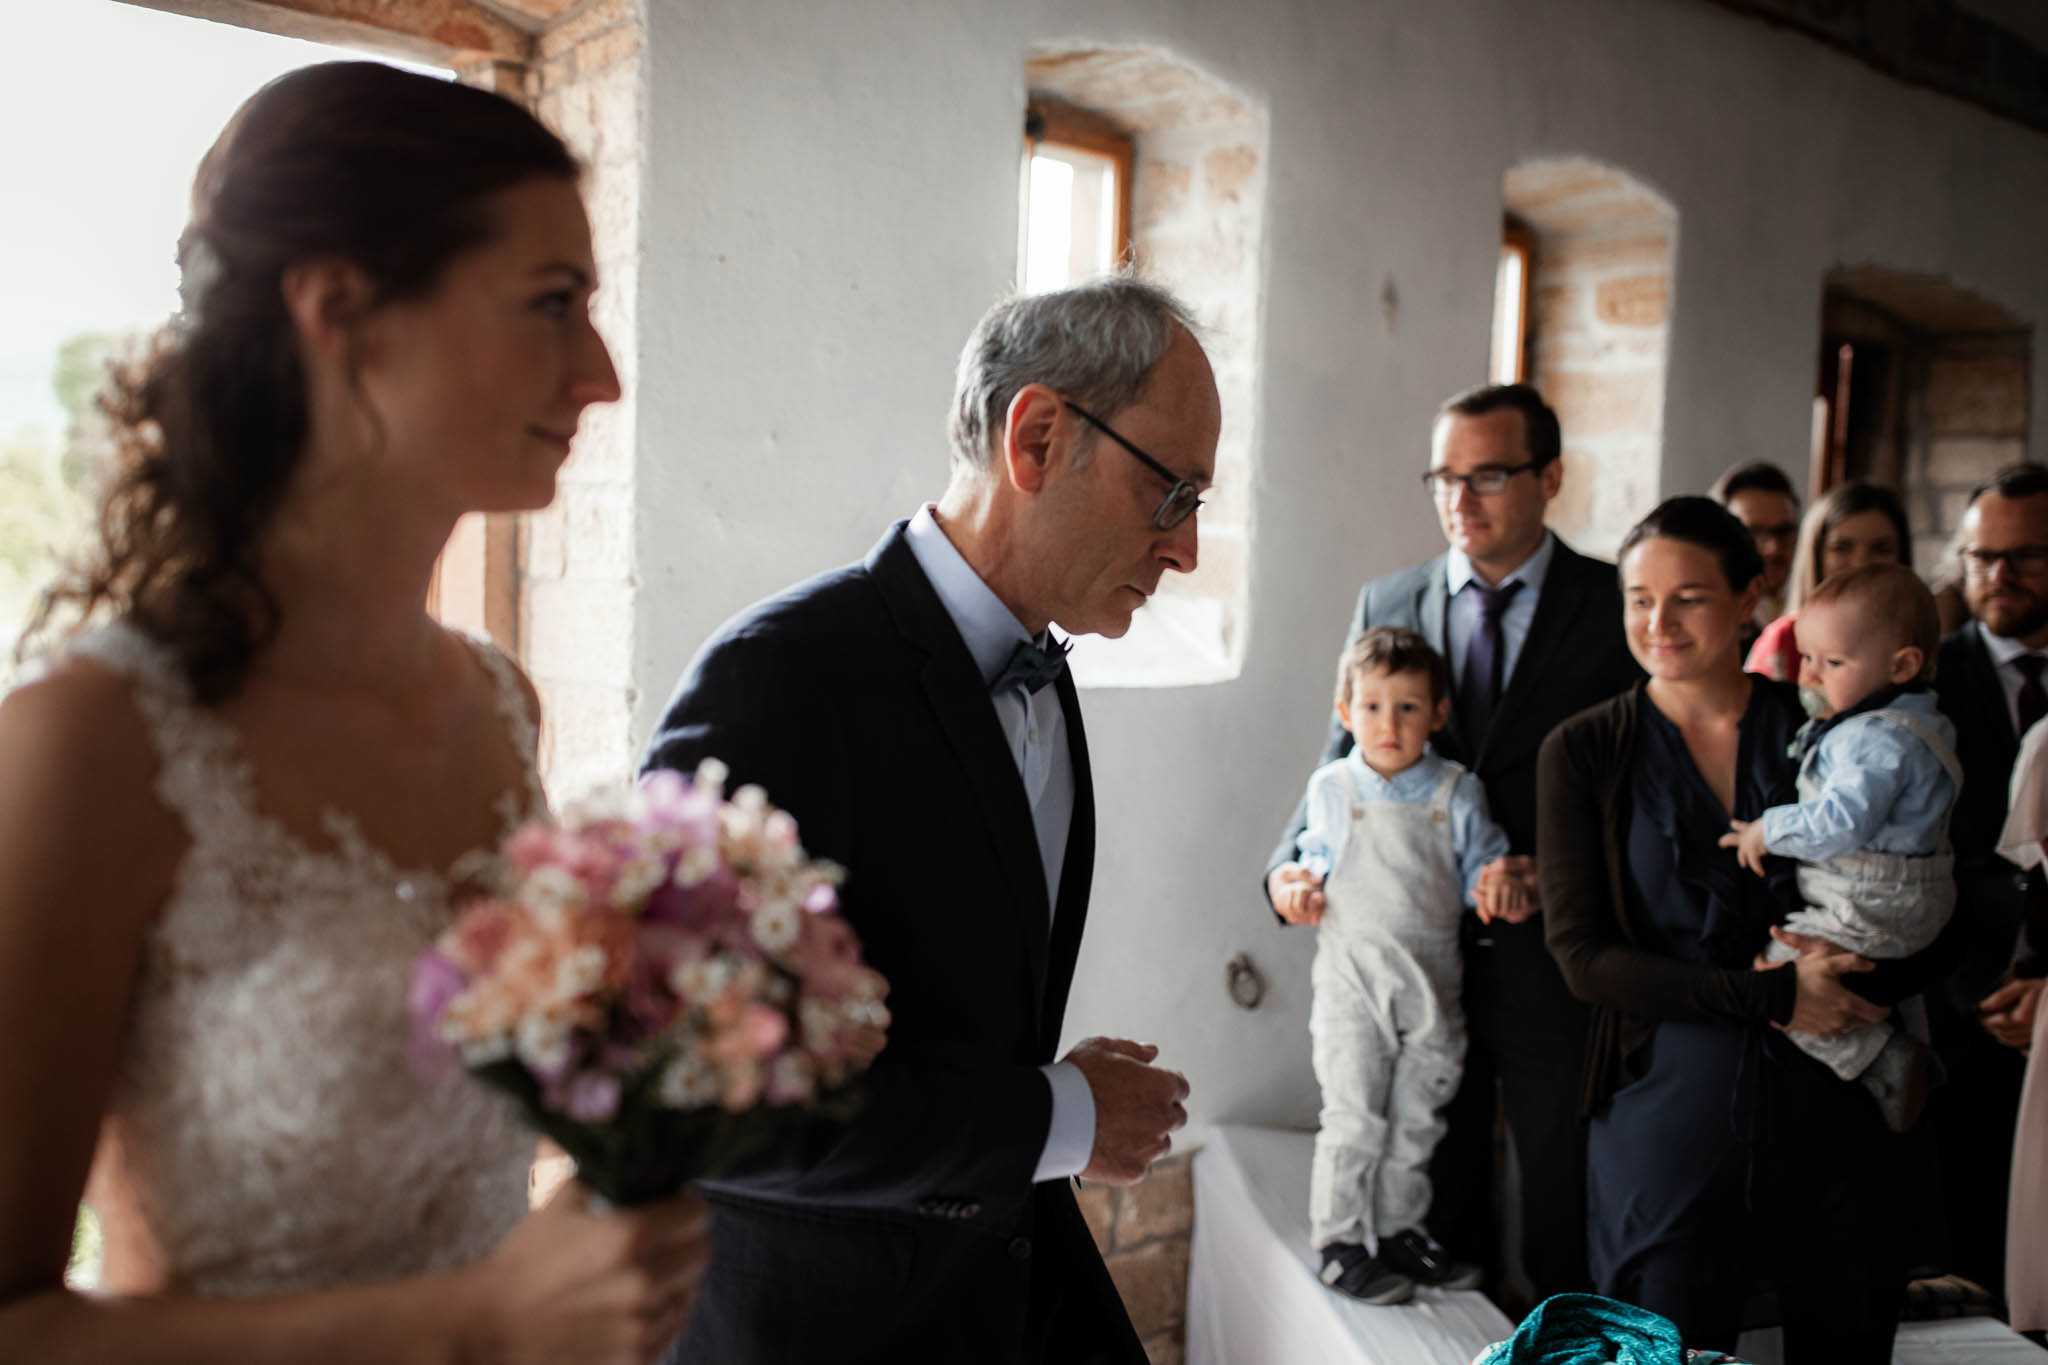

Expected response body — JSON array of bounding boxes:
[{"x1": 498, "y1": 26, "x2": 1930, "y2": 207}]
[
  {"x1": 1594, "y1": 273, "x2": 1668, "y2": 328},
  {"x1": 1202, "y1": 146, "x2": 1258, "y2": 205},
  {"x1": 1115, "y1": 1154, "x2": 1194, "y2": 1245},
  {"x1": 1534, "y1": 232, "x2": 1673, "y2": 273},
  {"x1": 1534, "y1": 282, "x2": 1584, "y2": 335},
  {"x1": 1134, "y1": 162, "x2": 1192, "y2": 232},
  {"x1": 561, "y1": 481, "x2": 635, "y2": 581},
  {"x1": 1539, "y1": 368, "x2": 1663, "y2": 439},
  {"x1": 525, "y1": 578, "x2": 634, "y2": 682},
  {"x1": 524, "y1": 501, "x2": 569, "y2": 581},
  {"x1": 1926, "y1": 353, "x2": 2030, "y2": 436},
  {"x1": 1144, "y1": 1331, "x2": 1186, "y2": 1365},
  {"x1": 1105, "y1": 1238, "x2": 1191, "y2": 1339},
  {"x1": 540, "y1": 0, "x2": 634, "y2": 58},
  {"x1": 578, "y1": 24, "x2": 641, "y2": 79},
  {"x1": 533, "y1": 678, "x2": 635, "y2": 796},
  {"x1": 1926, "y1": 437, "x2": 2024, "y2": 488},
  {"x1": 1075, "y1": 1182, "x2": 1116, "y2": 1251}
]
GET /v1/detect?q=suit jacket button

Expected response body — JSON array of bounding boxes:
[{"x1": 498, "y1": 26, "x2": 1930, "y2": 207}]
[{"x1": 1009, "y1": 1236, "x2": 1032, "y2": 1261}]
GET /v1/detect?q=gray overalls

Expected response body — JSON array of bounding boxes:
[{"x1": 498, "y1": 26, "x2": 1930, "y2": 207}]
[{"x1": 1308, "y1": 764, "x2": 1467, "y2": 1251}]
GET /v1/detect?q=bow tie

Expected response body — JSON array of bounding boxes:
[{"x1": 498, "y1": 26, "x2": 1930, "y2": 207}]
[{"x1": 990, "y1": 634, "x2": 1070, "y2": 696}]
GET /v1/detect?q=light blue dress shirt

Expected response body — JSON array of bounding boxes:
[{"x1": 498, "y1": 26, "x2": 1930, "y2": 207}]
[
  {"x1": 902, "y1": 505, "x2": 1092, "y2": 1183},
  {"x1": 1296, "y1": 749, "x2": 1511, "y2": 904},
  {"x1": 1759, "y1": 691, "x2": 1959, "y2": 859},
  {"x1": 1446, "y1": 532, "x2": 1555, "y2": 687}
]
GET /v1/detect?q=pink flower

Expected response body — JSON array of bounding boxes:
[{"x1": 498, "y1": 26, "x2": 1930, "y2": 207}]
[
  {"x1": 565, "y1": 1070, "x2": 622, "y2": 1123},
  {"x1": 406, "y1": 950, "x2": 467, "y2": 1077},
  {"x1": 446, "y1": 900, "x2": 520, "y2": 975}
]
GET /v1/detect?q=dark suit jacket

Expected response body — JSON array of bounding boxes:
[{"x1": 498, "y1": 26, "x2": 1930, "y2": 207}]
[
  {"x1": 642, "y1": 523, "x2": 1142, "y2": 1365},
  {"x1": 1265, "y1": 537, "x2": 1641, "y2": 893},
  {"x1": 1933, "y1": 625, "x2": 2043, "y2": 1001}
]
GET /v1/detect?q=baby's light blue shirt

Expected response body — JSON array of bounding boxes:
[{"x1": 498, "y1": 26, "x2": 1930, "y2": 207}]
[
  {"x1": 1759, "y1": 690, "x2": 1959, "y2": 859},
  {"x1": 1297, "y1": 748, "x2": 1510, "y2": 905}
]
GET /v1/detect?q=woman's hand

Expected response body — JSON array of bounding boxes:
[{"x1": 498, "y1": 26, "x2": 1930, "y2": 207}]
[
  {"x1": 1776, "y1": 950, "x2": 1889, "y2": 1039},
  {"x1": 455, "y1": 1183, "x2": 712, "y2": 1365},
  {"x1": 1718, "y1": 819, "x2": 1771, "y2": 876},
  {"x1": 1979, "y1": 977, "x2": 2044, "y2": 1053}
]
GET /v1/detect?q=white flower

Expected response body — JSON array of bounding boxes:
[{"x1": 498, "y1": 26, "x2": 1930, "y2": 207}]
[
  {"x1": 674, "y1": 846, "x2": 720, "y2": 888},
  {"x1": 751, "y1": 899, "x2": 801, "y2": 953},
  {"x1": 458, "y1": 1034, "x2": 515, "y2": 1065},
  {"x1": 770, "y1": 1052, "x2": 816, "y2": 1103},
  {"x1": 692, "y1": 757, "x2": 729, "y2": 794},
  {"x1": 671, "y1": 955, "x2": 734, "y2": 1005},
  {"x1": 610, "y1": 853, "x2": 667, "y2": 909},
  {"x1": 554, "y1": 945, "x2": 608, "y2": 1001},
  {"x1": 657, "y1": 1054, "x2": 723, "y2": 1108},
  {"x1": 514, "y1": 1015, "x2": 573, "y2": 1073},
  {"x1": 519, "y1": 865, "x2": 587, "y2": 925},
  {"x1": 800, "y1": 998, "x2": 839, "y2": 1052}
]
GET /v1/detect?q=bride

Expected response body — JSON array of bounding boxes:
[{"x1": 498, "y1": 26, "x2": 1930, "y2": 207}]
[{"x1": 0, "y1": 62, "x2": 706, "y2": 1362}]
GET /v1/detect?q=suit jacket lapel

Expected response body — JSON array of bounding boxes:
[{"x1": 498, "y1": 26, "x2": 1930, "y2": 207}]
[
  {"x1": 1965, "y1": 625, "x2": 2019, "y2": 752},
  {"x1": 1484, "y1": 540, "x2": 1587, "y2": 760},
  {"x1": 867, "y1": 529, "x2": 1053, "y2": 1020},
  {"x1": 1416, "y1": 560, "x2": 1468, "y2": 755},
  {"x1": 1041, "y1": 667, "x2": 1093, "y2": 1045}
]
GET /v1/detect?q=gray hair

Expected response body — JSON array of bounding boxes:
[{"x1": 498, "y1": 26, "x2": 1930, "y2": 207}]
[{"x1": 947, "y1": 275, "x2": 1198, "y2": 472}]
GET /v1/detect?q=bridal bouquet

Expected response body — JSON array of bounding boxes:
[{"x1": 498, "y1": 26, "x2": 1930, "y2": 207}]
[{"x1": 409, "y1": 759, "x2": 890, "y2": 1205}]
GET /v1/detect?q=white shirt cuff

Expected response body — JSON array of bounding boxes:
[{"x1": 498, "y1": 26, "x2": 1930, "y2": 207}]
[{"x1": 1033, "y1": 1061, "x2": 1095, "y2": 1182}]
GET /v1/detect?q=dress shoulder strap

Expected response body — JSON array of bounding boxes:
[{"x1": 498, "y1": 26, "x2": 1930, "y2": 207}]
[
  {"x1": 50, "y1": 622, "x2": 257, "y2": 845},
  {"x1": 453, "y1": 631, "x2": 548, "y2": 819}
]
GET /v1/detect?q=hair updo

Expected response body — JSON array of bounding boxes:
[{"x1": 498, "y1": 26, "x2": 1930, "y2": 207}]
[{"x1": 28, "y1": 62, "x2": 578, "y2": 702}]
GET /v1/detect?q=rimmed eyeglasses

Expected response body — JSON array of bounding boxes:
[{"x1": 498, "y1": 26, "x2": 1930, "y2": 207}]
[
  {"x1": 1064, "y1": 400, "x2": 1204, "y2": 531},
  {"x1": 1420, "y1": 462, "x2": 1541, "y2": 498}
]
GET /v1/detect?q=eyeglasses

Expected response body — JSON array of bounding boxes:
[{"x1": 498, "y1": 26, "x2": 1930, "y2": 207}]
[
  {"x1": 1064, "y1": 400, "x2": 1204, "y2": 531},
  {"x1": 1961, "y1": 545, "x2": 2048, "y2": 577},
  {"x1": 1421, "y1": 462, "x2": 1540, "y2": 498}
]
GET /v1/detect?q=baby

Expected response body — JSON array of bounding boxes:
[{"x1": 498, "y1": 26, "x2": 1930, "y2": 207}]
[
  {"x1": 1279, "y1": 626, "x2": 1526, "y2": 1304},
  {"x1": 1722, "y1": 562, "x2": 1960, "y2": 1131}
]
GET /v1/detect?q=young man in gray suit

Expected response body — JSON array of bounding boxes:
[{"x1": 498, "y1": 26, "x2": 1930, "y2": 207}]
[{"x1": 1266, "y1": 384, "x2": 1640, "y2": 1305}]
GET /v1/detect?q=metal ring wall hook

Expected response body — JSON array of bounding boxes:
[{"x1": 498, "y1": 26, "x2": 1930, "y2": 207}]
[{"x1": 1225, "y1": 953, "x2": 1265, "y2": 1010}]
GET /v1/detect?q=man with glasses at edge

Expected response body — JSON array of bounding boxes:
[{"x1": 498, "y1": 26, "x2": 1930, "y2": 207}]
[
  {"x1": 1264, "y1": 383, "x2": 1639, "y2": 1308},
  {"x1": 644, "y1": 276, "x2": 1206, "y2": 1364},
  {"x1": 1710, "y1": 460, "x2": 1802, "y2": 655},
  {"x1": 1927, "y1": 463, "x2": 2048, "y2": 1300}
]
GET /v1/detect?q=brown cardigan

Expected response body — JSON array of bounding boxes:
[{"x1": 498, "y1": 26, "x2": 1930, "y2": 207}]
[{"x1": 1537, "y1": 685, "x2": 1798, "y2": 1117}]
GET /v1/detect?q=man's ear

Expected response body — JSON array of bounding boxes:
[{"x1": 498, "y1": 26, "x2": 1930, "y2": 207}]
[
  {"x1": 1538, "y1": 456, "x2": 1564, "y2": 504},
  {"x1": 279, "y1": 258, "x2": 374, "y2": 366},
  {"x1": 1891, "y1": 645, "x2": 1925, "y2": 685},
  {"x1": 1000, "y1": 384, "x2": 1066, "y2": 494}
]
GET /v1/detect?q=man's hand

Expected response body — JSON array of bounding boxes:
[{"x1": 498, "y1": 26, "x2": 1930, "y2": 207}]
[
  {"x1": 1267, "y1": 863, "x2": 1325, "y2": 926},
  {"x1": 1718, "y1": 819, "x2": 1771, "y2": 876},
  {"x1": 1980, "y1": 977, "x2": 2044, "y2": 1053},
  {"x1": 1497, "y1": 854, "x2": 1542, "y2": 916},
  {"x1": 1474, "y1": 858, "x2": 1531, "y2": 925},
  {"x1": 1065, "y1": 1037, "x2": 1190, "y2": 1186}
]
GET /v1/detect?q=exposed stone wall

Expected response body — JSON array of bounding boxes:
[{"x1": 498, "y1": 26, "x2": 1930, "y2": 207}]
[
  {"x1": 519, "y1": 0, "x2": 645, "y2": 799},
  {"x1": 1905, "y1": 332, "x2": 2033, "y2": 575},
  {"x1": 1075, "y1": 1153, "x2": 1195, "y2": 1365},
  {"x1": 1506, "y1": 160, "x2": 1677, "y2": 560}
]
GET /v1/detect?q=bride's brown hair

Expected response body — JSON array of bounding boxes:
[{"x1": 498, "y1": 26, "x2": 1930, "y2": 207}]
[{"x1": 23, "y1": 62, "x2": 577, "y2": 703}]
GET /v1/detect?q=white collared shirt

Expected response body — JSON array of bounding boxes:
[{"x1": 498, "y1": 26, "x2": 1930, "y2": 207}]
[
  {"x1": 1977, "y1": 619, "x2": 2048, "y2": 738},
  {"x1": 1445, "y1": 531, "x2": 1555, "y2": 687},
  {"x1": 901, "y1": 504, "x2": 1092, "y2": 1183}
]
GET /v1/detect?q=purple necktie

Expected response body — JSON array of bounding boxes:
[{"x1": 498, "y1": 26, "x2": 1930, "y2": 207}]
[
  {"x1": 2017, "y1": 653, "x2": 2047, "y2": 737},
  {"x1": 1459, "y1": 579, "x2": 1524, "y2": 750}
]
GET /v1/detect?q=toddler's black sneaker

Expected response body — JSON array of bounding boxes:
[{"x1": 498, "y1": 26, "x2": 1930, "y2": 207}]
[
  {"x1": 1318, "y1": 1241, "x2": 1416, "y2": 1305},
  {"x1": 1379, "y1": 1227, "x2": 1483, "y2": 1291}
]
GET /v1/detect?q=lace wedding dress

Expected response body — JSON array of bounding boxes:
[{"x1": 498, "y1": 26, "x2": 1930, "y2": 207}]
[{"x1": 62, "y1": 622, "x2": 542, "y2": 1296}]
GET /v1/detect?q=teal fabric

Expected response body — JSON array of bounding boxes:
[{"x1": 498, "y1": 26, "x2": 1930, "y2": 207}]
[{"x1": 1473, "y1": 1294, "x2": 1743, "y2": 1365}]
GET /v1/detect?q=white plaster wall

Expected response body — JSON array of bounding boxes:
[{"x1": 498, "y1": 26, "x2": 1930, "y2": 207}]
[{"x1": 633, "y1": 0, "x2": 2048, "y2": 1139}]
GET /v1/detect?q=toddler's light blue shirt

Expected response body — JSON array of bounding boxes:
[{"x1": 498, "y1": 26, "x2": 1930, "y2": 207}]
[
  {"x1": 1297, "y1": 749, "x2": 1510, "y2": 905},
  {"x1": 1759, "y1": 690, "x2": 1959, "y2": 860}
]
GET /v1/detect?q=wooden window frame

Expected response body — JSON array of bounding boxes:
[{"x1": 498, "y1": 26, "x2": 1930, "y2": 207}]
[
  {"x1": 1496, "y1": 217, "x2": 1536, "y2": 385},
  {"x1": 1023, "y1": 96, "x2": 1134, "y2": 272}
]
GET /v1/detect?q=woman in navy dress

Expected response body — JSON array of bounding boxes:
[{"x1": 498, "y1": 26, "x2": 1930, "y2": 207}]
[{"x1": 1538, "y1": 497, "x2": 1943, "y2": 1361}]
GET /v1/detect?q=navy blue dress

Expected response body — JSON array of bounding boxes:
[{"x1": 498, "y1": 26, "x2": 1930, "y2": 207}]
[{"x1": 1586, "y1": 681, "x2": 1905, "y2": 1359}]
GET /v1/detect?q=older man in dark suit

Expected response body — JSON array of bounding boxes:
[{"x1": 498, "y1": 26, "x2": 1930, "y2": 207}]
[
  {"x1": 644, "y1": 278, "x2": 1206, "y2": 1364},
  {"x1": 1929, "y1": 463, "x2": 2048, "y2": 1296},
  {"x1": 1265, "y1": 384, "x2": 1640, "y2": 1305}
]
